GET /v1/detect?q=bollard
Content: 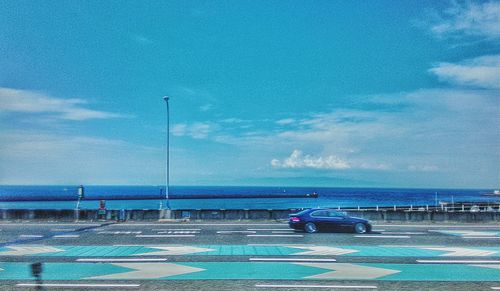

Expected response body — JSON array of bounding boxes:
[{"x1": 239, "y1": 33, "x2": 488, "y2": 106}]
[
  {"x1": 426, "y1": 205, "x2": 429, "y2": 211},
  {"x1": 357, "y1": 206, "x2": 360, "y2": 211},
  {"x1": 376, "y1": 205, "x2": 379, "y2": 211},
  {"x1": 410, "y1": 205, "x2": 413, "y2": 211},
  {"x1": 393, "y1": 205, "x2": 396, "y2": 211}
]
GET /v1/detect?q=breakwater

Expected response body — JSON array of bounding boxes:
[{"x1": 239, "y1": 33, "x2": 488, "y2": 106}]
[{"x1": 1, "y1": 203, "x2": 499, "y2": 223}]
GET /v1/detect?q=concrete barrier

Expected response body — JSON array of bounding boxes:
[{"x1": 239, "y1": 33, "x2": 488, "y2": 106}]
[{"x1": 0, "y1": 208, "x2": 499, "y2": 222}]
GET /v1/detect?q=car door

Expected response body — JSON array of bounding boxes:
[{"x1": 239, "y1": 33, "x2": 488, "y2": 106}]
[
  {"x1": 309, "y1": 210, "x2": 330, "y2": 230},
  {"x1": 327, "y1": 210, "x2": 348, "y2": 231}
]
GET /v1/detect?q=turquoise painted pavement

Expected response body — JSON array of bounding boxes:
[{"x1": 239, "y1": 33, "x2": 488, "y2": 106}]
[
  {"x1": 1, "y1": 245, "x2": 500, "y2": 257},
  {"x1": 0, "y1": 262, "x2": 499, "y2": 281}
]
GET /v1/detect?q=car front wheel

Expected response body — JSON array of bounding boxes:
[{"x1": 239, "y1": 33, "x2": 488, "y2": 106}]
[
  {"x1": 304, "y1": 222, "x2": 318, "y2": 233},
  {"x1": 354, "y1": 223, "x2": 367, "y2": 234}
]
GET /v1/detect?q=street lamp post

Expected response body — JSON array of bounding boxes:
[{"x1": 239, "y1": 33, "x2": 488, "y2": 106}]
[{"x1": 163, "y1": 96, "x2": 171, "y2": 212}]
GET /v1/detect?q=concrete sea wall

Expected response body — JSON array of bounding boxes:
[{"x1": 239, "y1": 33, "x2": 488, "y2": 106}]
[{"x1": 0, "y1": 207, "x2": 499, "y2": 223}]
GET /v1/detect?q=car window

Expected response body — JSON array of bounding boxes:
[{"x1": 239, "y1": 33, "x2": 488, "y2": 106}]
[
  {"x1": 310, "y1": 210, "x2": 329, "y2": 217},
  {"x1": 328, "y1": 211, "x2": 346, "y2": 217}
]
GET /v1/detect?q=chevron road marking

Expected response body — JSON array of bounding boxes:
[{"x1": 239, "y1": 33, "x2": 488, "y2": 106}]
[
  {"x1": 285, "y1": 245, "x2": 359, "y2": 256},
  {"x1": 421, "y1": 247, "x2": 498, "y2": 257},
  {"x1": 296, "y1": 263, "x2": 400, "y2": 279},
  {"x1": 255, "y1": 284, "x2": 377, "y2": 289},
  {"x1": 86, "y1": 263, "x2": 205, "y2": 279},
  {"x1": 0, "y1": 246, "x2": 64, "y2": 256},
  {"x1": 17, "y1": 283, "x2": 140, "y2": 288},
  {"x1": 134, "y1": 246, "x2": 214, "y2": 256}
]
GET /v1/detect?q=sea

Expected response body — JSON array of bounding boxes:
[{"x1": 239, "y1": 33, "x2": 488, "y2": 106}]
[{"x1": 0, "y1": 186, "x2": 498, "y2": 210}]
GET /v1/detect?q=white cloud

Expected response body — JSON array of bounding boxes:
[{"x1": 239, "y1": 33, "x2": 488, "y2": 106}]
[
  {"x1": 430, "y1": 55, "x2": 500, "y2": 89},
  {"x1": 276, "y1": 118, "x2": 295, "y2": 125},
  {"x1": 0, "y1": 87, "x2": 124, "y2": 120},
  {"x1": 199, "y1": 104, "x2": 213, "y2": 112},
  {"x1": 429, "y1": 1, "x2": 500, "y2": 39},
  {"x1": 271, "y1": 150, "x2": 351, "y2": 170},
  {"x1": 171, "y1": 122, "x2": 214, "y2": 139}
]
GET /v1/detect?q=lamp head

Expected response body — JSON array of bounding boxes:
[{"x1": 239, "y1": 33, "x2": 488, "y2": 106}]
[{"x1": 163, "y1": 96, "x2": 170, "y2": 102}]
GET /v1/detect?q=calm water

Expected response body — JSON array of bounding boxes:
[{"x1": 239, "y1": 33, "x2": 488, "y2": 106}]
[{"x1": 0, "y1": 186, "x2": 497, "y2": 210}]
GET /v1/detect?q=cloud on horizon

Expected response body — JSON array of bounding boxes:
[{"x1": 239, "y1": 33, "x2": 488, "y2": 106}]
[
  {"x1": 0, "y1": 87, "x2": 125, "y2": 121},
  {"x1": 271, "y1": 150, "x2": 351, "y2": 170}
]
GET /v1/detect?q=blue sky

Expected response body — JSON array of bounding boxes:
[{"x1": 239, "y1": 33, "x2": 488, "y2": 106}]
[{"x1": 0, "y1": 1, "x2": 499, "y2": 188}]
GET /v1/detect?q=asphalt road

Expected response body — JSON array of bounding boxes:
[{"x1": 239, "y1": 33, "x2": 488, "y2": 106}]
[{"x1": 0, "y1": 220, "x2": 499, "y2": 290}]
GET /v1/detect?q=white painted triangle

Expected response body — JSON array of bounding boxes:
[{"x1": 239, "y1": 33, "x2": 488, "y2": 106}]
[
  {"x1": 87, "y1": 263, "x2": 205, "y2": 279},
  {"x1": 296, "y1": 263, "x2": 400, "y2": 279},
  {"x1": 285, "y1": 245, "x2": 359, "y2": 256},
  {"x1": 135, "y1": 246, "x2": 214, "y2": 256},
  {"x1": 471, "y1": 264, "x2": 500, "y2": 270},
  {"x1": 0, "y1": 246, "x2": 65, "y2": 256},
  {"x1": 422, "y1": 247, "x2": 498, "y2": 257}
]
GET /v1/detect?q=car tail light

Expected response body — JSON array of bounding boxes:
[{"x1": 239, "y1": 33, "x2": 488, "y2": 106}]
[{"x1": 291, "y1": 217, "x2": 300, "y2": 222}]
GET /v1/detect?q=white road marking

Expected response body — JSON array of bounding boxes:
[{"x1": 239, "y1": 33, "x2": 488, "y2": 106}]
[
  {"x1": 152, "y1": 229, "x2": 201, "y2": 231},
  {"x1": 381, "y1": 232, "x2": 425, "y2": 235},
  {"x1": 136, "y1": 234, "x2": 195, "y2": 238},
  {"x1": 249, "y1": 258, "x2": 337, "y2": 262},
  {"x1": 255, "y1": 284, "x2": 377, "y2": 289},
  {"x1": 462, "y1": 237, "x2": 500, "y2": 239},
  {"x1": 421, "y1": 247, "x2": 498, "y2": 257},
  {"x1": 272, "y1": 231, "x2": 296, "y2": 234},
  {"x1": 417, "y1": 260, "x2": 500, "y2": 264},
  {"x1": 0, "y1": 246, "x2": 64, "y2": 256},
  {"x1": 491, "y1": 287, "x2": 500, "y2": 290},
  {"x1": 134, "y1": 246, "x2": 214, "y2": 256},
  {"x1": 247, "y1": 234, "x2": 304, "y2": 237},
  {"x1": 50, "y1": 228, "x2": 76, "y2": 232},
  {"x1": 19, "y1": 235, "x2": 43, "y2": 238},
  {"x1": 248, "y1": 244, "x2": 314, "y2": 246},
  {"x1": 297, "y1": 263, "x2": 400, "y2": 279},
  {"x1": 0, "y1": 223, "x2": 99, "y2": 226},
  {"x1": 371, "y1": 229, "x2": 385, "y2": 232},
  {"x1": 355, "y1": 235, "x2": 410, "y2": 238},
  {"x1": 53, "y1": 234, "x2": 79, "y2": 238},
  {"x1": 16, "y1": 283, "x2": 140, "y2": 288},
  {"x1": 429, "y1": 230, "x2": 500, "y2": 236},
  {"x1": 77, "y1": 258, "x2": 168, "y2": 262},
  {"x1": 157, "y1": 231, "x2": 199, "y2": 234},
  {"x1": 87, "y1": 263, "x2": 205, "y2": 279},
  {"x1": 285, "y1": 246, "x2": 359, "y2": 256},
  {"x1": 247, "y1": 228, "x2": 291, "y2": 231},
  {"x1": 98, "y1": 231, "x2": 142, "y2": 235},
  {"x1": 217, "y1": 231, "x2": 256, "y2": 234}
]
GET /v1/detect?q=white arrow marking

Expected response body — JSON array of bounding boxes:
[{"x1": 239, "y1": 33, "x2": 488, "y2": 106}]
[
  {"x1": 87, "y1": 263, "x2": 205, "y2": 279},
  {"x1": 135, "y1": 246, "x2": 214, "y2": 256},
  {"x1": 0, "y1": 246, "x2": 65, "y2": 256},
  {"x1": 285, "y1": 246, "x2": 359, "y2": 256},
  {"x1": 422, "y1": 247, "x2": 498, "y2": 257},
  {"x1": 297, "y1": 263, "x2": 400, "y2": 280}
]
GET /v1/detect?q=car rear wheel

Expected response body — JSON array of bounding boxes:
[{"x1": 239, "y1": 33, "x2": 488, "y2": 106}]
[
  {"x1": 354, "y1": 223, "x2": 367, "y2": 234},
  {"x1": 304, "y1": 222, "x2": 318, "y2": 233}
]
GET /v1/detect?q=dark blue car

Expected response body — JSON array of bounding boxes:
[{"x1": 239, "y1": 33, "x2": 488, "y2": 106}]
[{"x1": 288, "y1": 208, "x2": 372, "y2": 233}]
